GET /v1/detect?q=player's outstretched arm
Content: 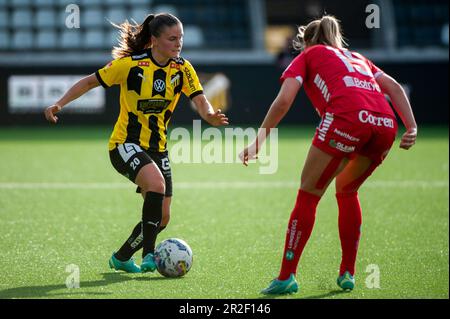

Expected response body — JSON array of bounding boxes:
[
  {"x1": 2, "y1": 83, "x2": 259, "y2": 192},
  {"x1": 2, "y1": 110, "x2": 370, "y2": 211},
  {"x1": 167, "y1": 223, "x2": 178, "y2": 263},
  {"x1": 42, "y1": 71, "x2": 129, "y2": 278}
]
[
  {"x1": 376, "y1": 73, "x2": 417, "y2": 150},
  {"x1": 191, "y1": 94, "x2": 229, "y2": 127},
  {"x1": 44, "y1": 73, "x2": 100, "y2": 124},
  {"x1": 239, "y1": 78, "x2": 301, "y2": 166}
]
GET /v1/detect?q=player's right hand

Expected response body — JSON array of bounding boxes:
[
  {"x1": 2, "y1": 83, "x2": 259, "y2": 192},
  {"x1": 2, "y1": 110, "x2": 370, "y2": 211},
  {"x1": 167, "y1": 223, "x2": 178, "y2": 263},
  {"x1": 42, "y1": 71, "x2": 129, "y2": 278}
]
[
  {"x1": 44, "y1": 104, "x2": 61, "y2": 124},
  {"x1": 239, "y1": 142, "x2": 259, "y2": 167},
  {"x1": 399, "y1": 127, "x2": 417, "y2": 150}
]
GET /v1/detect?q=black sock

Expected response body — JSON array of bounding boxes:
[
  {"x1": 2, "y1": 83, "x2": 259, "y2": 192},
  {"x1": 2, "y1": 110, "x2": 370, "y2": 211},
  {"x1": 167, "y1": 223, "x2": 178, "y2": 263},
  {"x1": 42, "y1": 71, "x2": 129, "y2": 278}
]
[
  {"x1": 115, "y1": 223, "x2": 168, "y2": 261},
  {"x1": 142, "y1": 191, "x2": 164, "y2": 257},
  {"x1": 115, "y1": 222, "x2": 143, "y2": 261}
]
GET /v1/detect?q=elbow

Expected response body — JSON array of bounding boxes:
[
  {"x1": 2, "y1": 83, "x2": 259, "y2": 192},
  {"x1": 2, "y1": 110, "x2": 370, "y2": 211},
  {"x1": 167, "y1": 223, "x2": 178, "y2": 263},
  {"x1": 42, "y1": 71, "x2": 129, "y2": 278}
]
[
  {"x1": 274, "y1": 99, "x2": 292, "y2": 113},
  {"x1": 382, "y1": 77, "x2": 404, "y2": 96},
  {"x1": 391, "y1": 81, "x2": 404, "y2": 94},
  {"x1": 387, "y1": 84, "x2": 405, "y2": 101}
]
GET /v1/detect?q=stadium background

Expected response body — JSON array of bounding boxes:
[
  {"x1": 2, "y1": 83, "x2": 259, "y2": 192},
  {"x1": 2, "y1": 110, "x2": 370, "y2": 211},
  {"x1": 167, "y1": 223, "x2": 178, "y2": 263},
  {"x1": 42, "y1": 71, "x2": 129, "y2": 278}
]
[{"x1": 0, "y1": 0, "x2": 448, "y2": 126}]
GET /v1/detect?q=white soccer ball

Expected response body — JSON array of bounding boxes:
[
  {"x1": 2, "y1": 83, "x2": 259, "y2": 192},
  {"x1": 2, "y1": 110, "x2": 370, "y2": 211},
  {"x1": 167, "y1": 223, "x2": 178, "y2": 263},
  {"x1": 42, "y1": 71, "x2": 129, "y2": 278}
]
[{"x1": 154, "y1": 238, "x2": 193, "y2": 277}]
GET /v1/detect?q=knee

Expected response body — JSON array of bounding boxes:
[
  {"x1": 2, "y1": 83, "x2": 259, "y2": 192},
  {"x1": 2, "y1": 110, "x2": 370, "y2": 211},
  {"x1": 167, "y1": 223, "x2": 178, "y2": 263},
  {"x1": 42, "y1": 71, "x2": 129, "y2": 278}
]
[
  {"x1": 141, "y1": 178, "x2": 166, "y2": 195},
  {"x1": 300, "y1": 181, "x2": 325, "y2": 197},
  {"x1": 335, "y1": 183, "x2": 359, "y2": 194}
]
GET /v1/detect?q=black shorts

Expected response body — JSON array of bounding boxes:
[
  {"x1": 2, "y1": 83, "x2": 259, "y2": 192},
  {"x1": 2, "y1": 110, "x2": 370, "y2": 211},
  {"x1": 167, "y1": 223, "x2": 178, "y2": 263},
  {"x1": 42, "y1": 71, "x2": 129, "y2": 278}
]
[{"x1": 109, "y1": 143, "x2": 173, "y2": 197}]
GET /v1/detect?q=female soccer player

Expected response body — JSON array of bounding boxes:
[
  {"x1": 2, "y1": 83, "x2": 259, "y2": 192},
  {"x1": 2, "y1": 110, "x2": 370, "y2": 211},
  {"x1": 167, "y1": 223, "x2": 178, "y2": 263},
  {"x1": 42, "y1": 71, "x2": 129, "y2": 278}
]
[
  {"x1": 44, "y1": 13, "x2": 228, "y2": 273},
  {"x1": 239, "y1": 15, "x2": 417, "y2": 294}
]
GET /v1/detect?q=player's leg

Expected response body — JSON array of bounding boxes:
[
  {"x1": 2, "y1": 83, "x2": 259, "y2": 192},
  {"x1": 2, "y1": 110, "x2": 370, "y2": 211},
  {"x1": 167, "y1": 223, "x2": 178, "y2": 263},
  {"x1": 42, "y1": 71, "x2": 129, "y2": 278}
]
[
  {"x1": 113, "y1": 196, "x2": 171, "y2": 265},
  {"x1": 133, "y1": 194, "x2": 170, "y2": 230},
  {"x1": 334, "y1": 119, "x2": 396, "y2": 290},
  {"x1": 160, "y1": 196, "x2": 171, "y2": 232},
  {"x1": 279, "y1": 146, "x2": 348, "y2": 276},
  {"x1": 334, "y1": 155, "x2": 378, "y2": 290},
  {"x1": 262, "y1": 145, "x2": 348, "y2": 294},
  {"x1": 155, "y1": 151, "x2": 173, "y2": 233},
  {"x1": 116, "y1": 151, "x2": 172, "y2": 263},
  {"x1": 135, "y1": 163, "x2": 166, "y2": 272},
  {"x1": 108, "y1": 144, "x2": 165, "y2": 273}
]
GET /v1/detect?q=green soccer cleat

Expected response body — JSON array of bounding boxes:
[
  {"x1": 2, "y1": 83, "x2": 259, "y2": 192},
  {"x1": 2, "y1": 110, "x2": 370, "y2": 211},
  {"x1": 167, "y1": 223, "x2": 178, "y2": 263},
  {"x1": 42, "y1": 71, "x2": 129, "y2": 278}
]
[
  {"x1": 141, "y1": 253, "x2": 157, "y2": 273},
  {"x1": 109, "y1": 253, "x2": 141, "y2": 273},
  {"x1": 261, "y1": 274, "x2": 299, "y2": 295},
  {"x1": 337, "y1": 271, "x2": 355, "y2": 291}
]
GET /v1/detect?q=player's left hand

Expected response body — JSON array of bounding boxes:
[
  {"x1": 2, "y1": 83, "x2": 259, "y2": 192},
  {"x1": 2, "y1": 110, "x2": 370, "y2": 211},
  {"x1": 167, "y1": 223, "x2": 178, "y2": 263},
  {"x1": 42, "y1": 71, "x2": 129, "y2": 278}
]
[
  {"x1": 206, "y1": 109, "x2": 229, "y2": 127},
  {"x1": 399, "y1": 127, "x2": 417, "y2": 150},
  {"x1": 44, "y1": 104, "x2": 62, "y2": 124}
]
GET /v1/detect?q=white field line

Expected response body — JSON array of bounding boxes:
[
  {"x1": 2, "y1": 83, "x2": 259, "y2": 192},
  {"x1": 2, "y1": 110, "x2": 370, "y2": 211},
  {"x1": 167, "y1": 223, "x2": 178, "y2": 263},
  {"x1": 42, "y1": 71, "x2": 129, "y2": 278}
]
[{"x1": 0, "y1": 181, "x2": 448, "y2": 189}]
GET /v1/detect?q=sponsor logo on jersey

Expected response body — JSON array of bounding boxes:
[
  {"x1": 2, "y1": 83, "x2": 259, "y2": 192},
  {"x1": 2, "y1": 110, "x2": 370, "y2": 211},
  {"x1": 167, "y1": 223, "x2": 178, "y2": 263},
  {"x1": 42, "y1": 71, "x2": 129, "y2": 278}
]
[
  {"x1": 330, "y1": 139, "x2": 355, "y2": 153},
  {"x1": 153, "y1": 79, "x2": 166, "y2": 93},
  {"x1": 152, "y1": 69, "x2": 167, "y2": 97},
  {"x1": 358, "y1": 110, "x2": 394, "y2": 128},
  {"x1": 137, "y1": 73, "x2": 147, "y2": 81},
  {"x1": 185, "y1": 67, "x2": 197, "y2": 92},
  {"x1": 137, "y1": 99, "x2": 171, "y2": 114},
  {"x1": 170, "y1": 73, "x2": 181, "y2": 87},
  {"x1": 170, "y1": 62, "x2": 181, "y2": 70},
  {"x1": 343, "y1": 76, "x2": 381, "y2": 92},
  {"x1": 333, "y1": 128, "x2": 360, "y2": 142},
  {"x1": 138, "y1": 61, "x2": 150, "y2": 67}
]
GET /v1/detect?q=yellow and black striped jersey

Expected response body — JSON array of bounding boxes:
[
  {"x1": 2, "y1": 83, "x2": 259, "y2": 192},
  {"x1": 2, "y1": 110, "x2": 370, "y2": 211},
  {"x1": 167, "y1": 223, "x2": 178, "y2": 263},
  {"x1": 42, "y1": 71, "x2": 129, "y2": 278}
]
[{"x1": 95, "y1": 50, "x2": 203, "y2": 152}]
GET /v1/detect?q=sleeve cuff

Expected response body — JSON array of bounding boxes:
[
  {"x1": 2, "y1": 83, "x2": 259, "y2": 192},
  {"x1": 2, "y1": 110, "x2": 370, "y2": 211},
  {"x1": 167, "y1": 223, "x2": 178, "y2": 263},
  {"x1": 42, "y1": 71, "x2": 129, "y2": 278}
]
[
  {"x1": 189, "y1": 90, "x2": 204, "y2": 100},
  {"x1": 95, "y1": 71, "x2": 109, "y2": 88},
  {"x1": 280, "y1": 74, "x2": 303, "y2": 85},
  {"x1": 374, "y1": 71, "x2": 384, "y2": 79}
]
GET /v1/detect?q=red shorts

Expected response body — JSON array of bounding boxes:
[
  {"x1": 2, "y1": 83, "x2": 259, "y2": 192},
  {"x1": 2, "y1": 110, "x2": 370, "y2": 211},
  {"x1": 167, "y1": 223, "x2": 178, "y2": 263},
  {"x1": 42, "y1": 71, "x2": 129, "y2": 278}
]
[{"x1": 312, "y1": 110, "x2": 398, "y2": 165}]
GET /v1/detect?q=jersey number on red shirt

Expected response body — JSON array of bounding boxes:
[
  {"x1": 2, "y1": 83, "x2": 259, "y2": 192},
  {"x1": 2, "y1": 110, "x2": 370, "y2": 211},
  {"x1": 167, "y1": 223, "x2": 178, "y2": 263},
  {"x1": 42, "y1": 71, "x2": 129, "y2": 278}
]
[{"x1": 326, "y1": 47, "x2": 373, "y2": 77}]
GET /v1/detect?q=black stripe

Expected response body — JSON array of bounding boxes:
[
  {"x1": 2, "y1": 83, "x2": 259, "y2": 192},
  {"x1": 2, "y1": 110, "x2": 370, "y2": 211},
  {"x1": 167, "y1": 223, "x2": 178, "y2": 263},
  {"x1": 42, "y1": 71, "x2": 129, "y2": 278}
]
[
  {"x1": 163, "y1": 110, "x2": 172, "y2": 150},
  {"x1": 152, "y1": 69, "x2": 167, "y2": 97},
  {"x1": 148, "y1": 115, "x2": 161, "y2": 152},
  {"x1": 95, "y1": 71, "x2": 109, "y2": 88},
  {"x1": 125, "y1": 112, "x2": 142, "y2": 145},
  {"x1": 189, "y1": 90, "x2": 204, "y2": 100},
  {"x1": 127, "y1": 66, "x2": 144, "y2": 95}
]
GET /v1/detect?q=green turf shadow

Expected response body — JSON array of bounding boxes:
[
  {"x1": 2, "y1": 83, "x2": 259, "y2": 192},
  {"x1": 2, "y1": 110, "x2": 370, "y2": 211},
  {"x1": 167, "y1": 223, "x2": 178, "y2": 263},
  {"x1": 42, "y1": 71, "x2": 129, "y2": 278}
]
[{"x1": 0, "y1": 272, "x2": 149, "y2": 299}]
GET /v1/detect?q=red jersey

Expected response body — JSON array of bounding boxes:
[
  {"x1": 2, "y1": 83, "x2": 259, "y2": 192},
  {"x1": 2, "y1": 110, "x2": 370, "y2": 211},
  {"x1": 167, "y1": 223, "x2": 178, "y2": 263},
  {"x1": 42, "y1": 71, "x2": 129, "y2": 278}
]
[{"x1": 281, "y1": 45, "x2": 394, "y2": 117}]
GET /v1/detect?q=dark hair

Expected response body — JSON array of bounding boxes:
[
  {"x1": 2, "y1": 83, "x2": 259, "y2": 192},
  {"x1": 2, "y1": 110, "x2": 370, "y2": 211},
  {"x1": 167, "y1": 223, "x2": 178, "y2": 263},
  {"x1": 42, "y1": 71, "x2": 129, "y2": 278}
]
[
  {"x1": 111, "y1": 13, "x2": 181, "y2": 59},
  {"x1": 293, "y1": 15, "x2": 347, "y2": 51}
]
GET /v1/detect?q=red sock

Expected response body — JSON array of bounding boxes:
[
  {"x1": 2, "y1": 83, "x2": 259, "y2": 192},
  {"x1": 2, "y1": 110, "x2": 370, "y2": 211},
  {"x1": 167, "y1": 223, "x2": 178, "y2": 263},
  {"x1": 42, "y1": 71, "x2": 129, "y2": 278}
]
[
  {"x1": 278, "y1": 189, "x2": 321, "y2": 280},
  {"x1": 336, "y1": 192, "x2": 362, "y2": 276}
]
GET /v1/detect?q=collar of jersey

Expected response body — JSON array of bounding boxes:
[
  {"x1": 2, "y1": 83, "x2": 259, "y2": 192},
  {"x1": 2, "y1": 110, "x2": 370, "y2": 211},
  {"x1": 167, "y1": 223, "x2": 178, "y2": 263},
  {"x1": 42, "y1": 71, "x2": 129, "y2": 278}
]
[{"x1": 147, "y1": 49, "x2": 172, "y2": 68}]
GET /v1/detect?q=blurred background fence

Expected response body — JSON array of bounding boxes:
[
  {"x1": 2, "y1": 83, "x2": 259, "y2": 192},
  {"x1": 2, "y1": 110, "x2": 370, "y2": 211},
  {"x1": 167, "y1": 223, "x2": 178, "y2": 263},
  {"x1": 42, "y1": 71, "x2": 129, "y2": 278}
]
[{"x1": 0, "y1": 0, "x2": 448, "y2": 125}]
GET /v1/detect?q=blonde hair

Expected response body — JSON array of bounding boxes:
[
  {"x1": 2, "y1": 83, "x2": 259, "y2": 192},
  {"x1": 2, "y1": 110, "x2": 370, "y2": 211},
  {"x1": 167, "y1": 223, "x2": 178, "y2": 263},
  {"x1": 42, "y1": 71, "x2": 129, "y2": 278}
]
[
  {"x1": 111, "y1": 13, "x2": 181, "y2": 59},
  {"x1": 293, "y1": 15, "x2": 347, "y2": 51}
]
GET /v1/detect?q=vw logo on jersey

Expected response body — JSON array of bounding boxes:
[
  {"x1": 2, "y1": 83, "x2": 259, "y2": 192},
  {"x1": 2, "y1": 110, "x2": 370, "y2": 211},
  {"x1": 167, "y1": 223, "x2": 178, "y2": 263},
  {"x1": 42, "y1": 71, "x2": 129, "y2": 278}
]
[{"x1": 154, "y1": 79, "x2": 166, "y2": 92}]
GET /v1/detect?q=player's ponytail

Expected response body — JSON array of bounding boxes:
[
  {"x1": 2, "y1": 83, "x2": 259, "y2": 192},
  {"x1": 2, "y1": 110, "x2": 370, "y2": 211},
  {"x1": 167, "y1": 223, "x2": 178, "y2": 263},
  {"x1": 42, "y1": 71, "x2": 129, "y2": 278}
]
[
  {"x1": 293, "y1": 15, "x2": 347, "y2": 51},
  {"x1": 111, "y1": 13, "x2": 181, "y2": 59}
]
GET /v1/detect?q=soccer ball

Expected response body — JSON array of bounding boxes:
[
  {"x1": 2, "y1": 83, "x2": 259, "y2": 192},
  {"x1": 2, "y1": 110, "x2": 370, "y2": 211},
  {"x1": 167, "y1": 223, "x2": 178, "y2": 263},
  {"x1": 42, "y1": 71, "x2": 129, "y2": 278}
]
[{"x1": 154, "y1": 238, "x2": 193, "y2": 277}]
